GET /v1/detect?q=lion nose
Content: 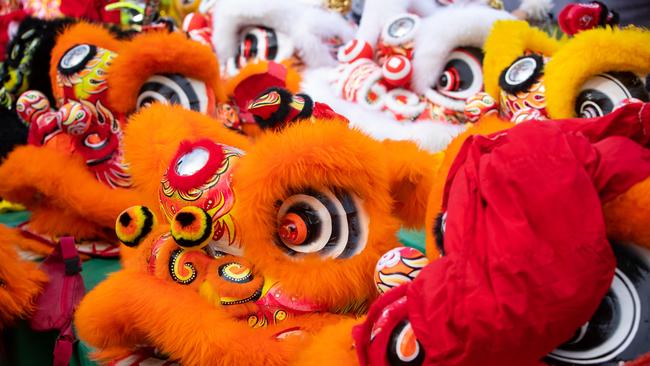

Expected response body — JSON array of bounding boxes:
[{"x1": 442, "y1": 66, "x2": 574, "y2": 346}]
[{"x1": 171, "y1": 206, "x2": 213, "y2": 249}]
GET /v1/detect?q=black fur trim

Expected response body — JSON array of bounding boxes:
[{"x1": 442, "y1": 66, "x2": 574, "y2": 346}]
[
  {"x1": 253, "y1": 87, "x2": 293, "y2": 130},
  {"x1": 433, "y1": 212, "x2": 445, "y2": 257},
  {"x1": 0, "y1": 108, "x2": 27, "y2": 160},
  {"x1": 295, "y1": 93, "x2": 314, "y2": 121},
  {"x1": 593, "y1": 1, "x2": 610, "y2": 26},
  {"x1": 58, "y1": 44, "x2": 97, "y2": 76},
  {"x1": 0, "y1": 17, "x2": 76, "y2": 109},
  {"x1": 606, "y1": 10, "x2": 620, "y2": 26},
  {"x1": 106, "y1": 24, "x2": 138, "y2": 40},
  {"x1": 498, "y1": 54, "x2": 544, "y2": 95}
]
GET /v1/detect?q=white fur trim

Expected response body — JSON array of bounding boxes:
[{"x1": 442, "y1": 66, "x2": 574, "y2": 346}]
[
  {"x1": 411, "y1": 4, "x2": 514, "y2": 95},
  {"x1": 302, "y1": 67, "x2": 468, "y2": 153},
  {"x1": 517, "y1": 0, "x2": 554, "y2": 20},
  {"x1": 211, "y1": 0, "x2": 354, "y2": 69},
  {"x1": 354, "y1": 0, "x2": 439, "y2": 44}
]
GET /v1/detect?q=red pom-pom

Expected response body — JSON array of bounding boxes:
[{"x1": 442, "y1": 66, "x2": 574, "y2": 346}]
[
  {"x1": 381, "y1": 55, "x2": 412, "y2": 87},
  {"x1": 338, "y1": 39, "x2": 374, "y2": 63},
  {"x1": 558, "y1": 2, "x2": 618, "y2": 36}
]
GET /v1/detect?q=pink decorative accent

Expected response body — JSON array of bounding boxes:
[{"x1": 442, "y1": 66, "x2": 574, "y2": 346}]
[{"x1": 248, "y1": 283, "x2": 326, "y2": 326}]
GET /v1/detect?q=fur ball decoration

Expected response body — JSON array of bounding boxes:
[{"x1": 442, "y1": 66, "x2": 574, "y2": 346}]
[{"x1": 374, "y1": 246, "x2": 429, "y2": 294}]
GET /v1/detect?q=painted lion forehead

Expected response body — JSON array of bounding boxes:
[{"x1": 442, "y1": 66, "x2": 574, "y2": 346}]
[{"x1": 481, "y1": 20, "x2": 650, "y2": 122}]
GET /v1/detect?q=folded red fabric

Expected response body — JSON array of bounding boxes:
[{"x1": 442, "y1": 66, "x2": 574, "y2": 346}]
[{"x1": 354, "y1": 103, "x2": 650, "y2": 366}]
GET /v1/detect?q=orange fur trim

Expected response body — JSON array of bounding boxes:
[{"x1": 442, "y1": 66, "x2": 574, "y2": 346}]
[
  {"x1": 223, "y1": 60, "x2": 302, "y2": 100},
  {"x1": 482, "y1": 20, "x2": 560, "y2": 98},
  {"x1": 603, "y1": 177, "x2": 650, "y2": 249},
  {"x1": 77, "y1": 107, "x2": 445, "y2": 365},
  {"x1": 293, "y1": 317, "x2": 362, "y2": 365},
  {"x1": 75, "y1": 269, "x2": 344, "y2": 365},
  {"x1": 425, "y1": 115, "x2": 513, "y2": 259},
  {"x1": 0, "y1": 145, "x2": 143, "y2": 240},
  {"x1": 241, "y1": 123, "x2": 264, "y2": 139},
  {"x1": 0, "y1": 225, "x2": 54, "y2": 257},
  {"x1": 50, "y1": 22, "x2": 124, "y2": 101},
  {"x1": 0, "y1": 236, "x2": 48, "y2": 328},
  {"x1": 234, "y1": 120, "x2": 401, "y2": 311},
  {"x1": 381, "y1": 139, "x2": 443, "y2": 229},
  {"x1": 108, "y1": 31, "x2": 223, "y2": 114},
  {"x1": 280, "y1": 59, "x2": 302, "y2": 93},
  {"x1": 118, "y1": 223, "x2": 165, "y2": 270},
  {"x1": 123, "y1": 104, "x2": 251, "y2": 217}
]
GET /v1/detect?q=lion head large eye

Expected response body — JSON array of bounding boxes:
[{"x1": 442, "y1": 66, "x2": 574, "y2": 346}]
[
  {"x1": 136, "y1": 74, "x2": 213, "y2": 114},
  {"x1": 275, "y1": 188, "x2": 368, "y2": 259},
  {"x1": 575, "y1": 71, "x2": 649, "y2": 118},
  {"x1": 58, "y1": 44, "x2": 97, "y2": 76},
  {"x1": 381, "y1": 14, "x2": 420, "y2": 47},
  {"x1": 499, "y1": 54, "x2": 545, "y2": 95},
  {"x1": 426, "y1": 47, "x2": 484, "y2": 111},
  {"x1": 233, "y1": 26, "x2": 295, "y2": 70},
  {"x1": 546, "y1": 243, "x2": 650, "y2": 365}
]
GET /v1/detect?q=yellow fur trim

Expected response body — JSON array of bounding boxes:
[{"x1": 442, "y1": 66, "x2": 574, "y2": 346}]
[
  {"x1": 0, "y1": 199, "x2": 24, "y2": 212},
  {"x1": 545, "y1": 26, "x2": 650, "y2": 118},
  {"x1": 483, "y1": 20, "x2": 560, "y2": 98}
]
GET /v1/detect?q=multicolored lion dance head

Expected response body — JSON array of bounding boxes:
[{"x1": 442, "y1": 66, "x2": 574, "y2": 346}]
[
  {"x1": 75, "y1": 103, "x2": 440, "y2": 365},
  {"x1": 0, "y1": 22, "x2": 224, "y2": 258}
]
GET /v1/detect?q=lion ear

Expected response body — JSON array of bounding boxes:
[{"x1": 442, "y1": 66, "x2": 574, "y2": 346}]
[{"x1": 381, "y1": 139, "x2": 443, "y2": 229}]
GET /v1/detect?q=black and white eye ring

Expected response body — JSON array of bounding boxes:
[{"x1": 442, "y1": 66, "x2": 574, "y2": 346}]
[
  {"x1": 275, "y1": 188, "x2": 369, "y2": 259},
  {"x1": 499, "y1": 54, "x2": 545, "y2": 95},
  {"x1": 136, "y1": 73, "x2": 210, "y2": 113},
  {"x1": 58, "y1": 44, "x2": 97, "y2": 76}
]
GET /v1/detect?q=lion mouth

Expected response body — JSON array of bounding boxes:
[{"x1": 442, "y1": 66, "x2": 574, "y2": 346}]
[
  {"x1": 219, "y1": 286, "x2": 263, "y2": 306},
  {"x1": 86, "y1": 151, "x2": 114, "y2": 166},
  {"x1": 254, "y1": 282, "x2": 326, "y2": 314}
]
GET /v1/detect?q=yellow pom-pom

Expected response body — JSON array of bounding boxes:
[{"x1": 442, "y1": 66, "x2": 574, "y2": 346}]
[
  {"x1": 115, "y1": 206, "x2": 156, "y2": 247},
  {"x1": 170, "y1": 206, "x2": 213, "y2": 249}
]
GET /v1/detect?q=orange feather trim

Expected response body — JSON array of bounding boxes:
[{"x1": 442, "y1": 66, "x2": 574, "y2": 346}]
[{"x1": 108, "y1": 31, "x2": 223, "y2": 114}]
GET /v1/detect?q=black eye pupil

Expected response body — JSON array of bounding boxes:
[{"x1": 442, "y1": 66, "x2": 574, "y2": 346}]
[
  {"x1": 439, "y1": 74, "x2": 448, "y2": 88},
  {"x1": 435, "y1": 62, "x2": 470, "y2": 93},
  {"x1": 236, "y1": 27, "x2": 279, "y2": 69},
  {"x1": 576, "y1": 89, "x2": 613, "y2": 118},
  {"x1": 575, "y1": 71, "x2": 650, "y2": 119},
  {"x1": 243, "y1": 34, "x2": 258, "y2": 59}
]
